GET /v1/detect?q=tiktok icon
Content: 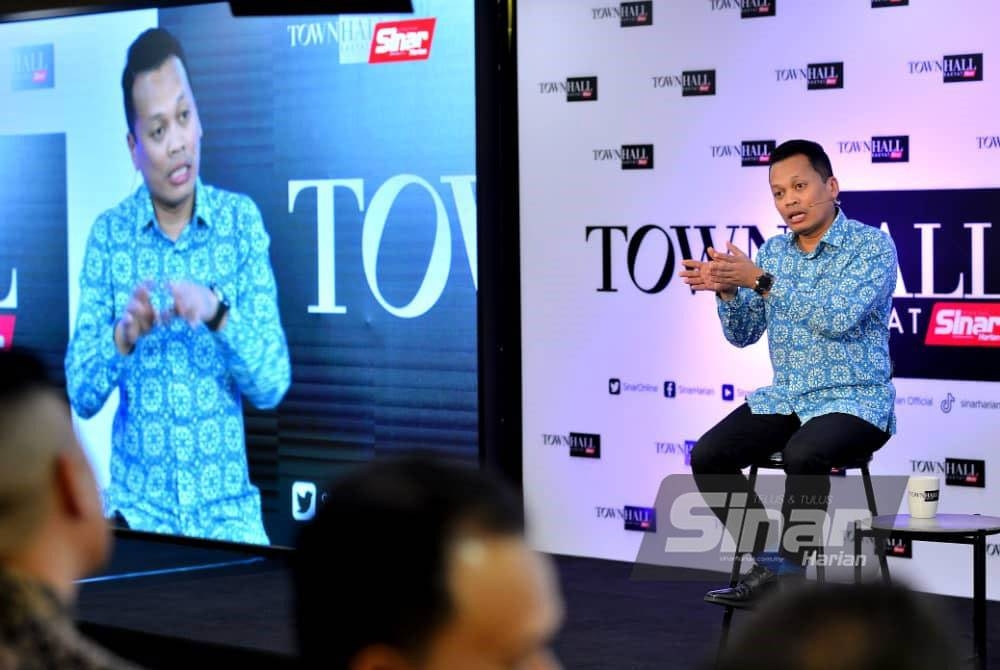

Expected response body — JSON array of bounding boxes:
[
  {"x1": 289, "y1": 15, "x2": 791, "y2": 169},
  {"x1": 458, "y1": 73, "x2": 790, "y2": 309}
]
[{"x1": 940, "y1": 392, "x2": 956, "y2": 414}]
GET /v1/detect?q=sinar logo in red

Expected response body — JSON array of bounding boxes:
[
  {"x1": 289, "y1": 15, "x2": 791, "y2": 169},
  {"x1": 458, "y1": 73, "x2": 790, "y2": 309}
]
[
  {"x1": 925, "y1": 302, "x2": 1000, "y2": 347},
  {"x1": 0, "y1": 315, "x2": 15, "y2": 350},
  {"x1": 369, "y1": 18, "x2": 436, "y2": 64}
]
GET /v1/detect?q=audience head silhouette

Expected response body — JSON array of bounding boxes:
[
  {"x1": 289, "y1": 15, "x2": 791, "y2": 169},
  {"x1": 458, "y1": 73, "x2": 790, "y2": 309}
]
[
  {"x1": 293, "y1": 456, "x2": 564, "y2": 670},
  {"x1": 713, "y1": 581, "x2": 963, "y2": 670},
  {"x1": 0, "y1": 347, "x2": 110, "y2": 594}
]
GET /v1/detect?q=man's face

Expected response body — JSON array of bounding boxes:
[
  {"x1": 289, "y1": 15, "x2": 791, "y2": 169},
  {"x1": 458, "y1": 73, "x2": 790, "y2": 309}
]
[
  {"x1": 127, "y1": 55, "x2": 202, "y2": 217},
  {"x1": 417, "y1": 536, "x2": 564, "y2": 670},
  {"x1": 769, "y1": 153, "x2": 839, "y2": 239}
]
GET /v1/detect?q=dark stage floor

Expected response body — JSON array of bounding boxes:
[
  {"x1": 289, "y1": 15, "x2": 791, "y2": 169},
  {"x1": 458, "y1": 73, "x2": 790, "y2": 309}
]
[{"x1": 76, "y1": 538, "x2": 996, "y2": 669}]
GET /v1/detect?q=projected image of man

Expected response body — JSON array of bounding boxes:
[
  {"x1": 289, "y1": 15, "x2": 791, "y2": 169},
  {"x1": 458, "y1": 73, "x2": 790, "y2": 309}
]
[{"x1": 65, "y1": 28, "x2": 290, "y2": 545}]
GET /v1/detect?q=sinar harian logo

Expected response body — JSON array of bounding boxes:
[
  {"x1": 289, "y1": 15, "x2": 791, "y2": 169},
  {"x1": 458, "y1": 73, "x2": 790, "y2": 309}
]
[
  {"x1": 0, "y1": 267, "x2": 16, "y2": 350},
  {"x1": 369, "y1": 18, "x2": 437, "y2": 64}
]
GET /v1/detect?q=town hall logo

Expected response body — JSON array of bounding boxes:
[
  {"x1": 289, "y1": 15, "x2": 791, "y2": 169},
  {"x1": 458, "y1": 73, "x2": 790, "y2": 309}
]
[
  {"x1": 652, "y1": 70, "x2": 716, "y2": 97},
  {"x1": 592, "y1": 144, "x2": 654, "y2": 169},
  {"x1": 621, "y1": 1, "x2": 653, "y2": 27},
  {"x1": 683, "y1": 69, "x2": 716, "y2": 96},
  {"x1": 710, "y1": 140, "x2": 776, "y2": 165},
  {"x1": 887, "y1": 534, "x2": 912, "y2": 558},
  {"x1": 621, "y1": 144, "x2": 653, "y2": 169},
  {"x1": 910, "y1": 458, "x2": 986, "y2": 488},
  {"x1": 945, "y1": 457, "x2": 985, "y2": 488},
  {"x1": 741, "y1": 140, "x2": 776, "y2": 167},
  {"x1": 591, "y1": 2, "x2": 652, "y2": 27},
  {"x1": 537, "y1": 77, "x2": 599, "y2": 101},
  {"x1": 870, "y1": 135, "x2": 909, "y2": 163},
  {"x1": 543, "y1": 431, "x2": 602, "y2": 458},
  {"x1": 807, "y1": 62, "x2": 843, "y2": 90},
  {"x1": 709, "y1": 0, "x2": 774, "y2": 17},
  {"x1": 837, "y1": 136, "x2": 909, "y2": 163},
  {"x1": 567, "y1": 76, "x2": 598, "y2": 102},
  {"x1": 741, "y1": 0, "x2": 775, "y2": 18},
  {"x1": 624, "y1": 505, "x2": 657, "y2": 532},
  {"x1": 775, "y1": 62, "x2": 843, "y2": 90},
  {"x1": 907, "y1": 53, "x2": 983, "y2": 83},
  {"x1": 942, "y1": 53, "x2": 983, "y2": 83},
  {"x1": 12, "y1": 44, "x2": 54, "y2": 90}
]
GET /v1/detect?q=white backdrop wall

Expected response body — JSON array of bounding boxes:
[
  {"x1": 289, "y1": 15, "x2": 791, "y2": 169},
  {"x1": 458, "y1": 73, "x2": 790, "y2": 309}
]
[
  {"x1": 518, "y1": 0, "x2": 1000, "y2": 600},
  {"x1": 0, "y1": 9, "x2": 159, "y2": 488}
]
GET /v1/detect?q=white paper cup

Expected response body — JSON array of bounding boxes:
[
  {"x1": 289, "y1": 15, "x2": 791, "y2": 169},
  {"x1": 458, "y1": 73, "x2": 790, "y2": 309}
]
[{"x1": 907, "y1": 476, "x2": 940, "y2": 519}]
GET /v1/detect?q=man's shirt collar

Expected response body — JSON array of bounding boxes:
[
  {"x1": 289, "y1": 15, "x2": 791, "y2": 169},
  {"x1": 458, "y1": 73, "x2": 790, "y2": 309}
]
[
  {"x1": 134, "y1": 177, "x2": 212, "y2": 232},
  {"x1": 786, "y1": 207, "x2": 848, "y2": 256}
]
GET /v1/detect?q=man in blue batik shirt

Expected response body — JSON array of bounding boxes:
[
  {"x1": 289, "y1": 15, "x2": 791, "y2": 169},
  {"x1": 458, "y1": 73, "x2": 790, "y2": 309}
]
[
  {"x1": 680, "y1": 139, "x2": 896, "y2": 606},
  {"x1": 65, "y1": 28, "x2": 290, "y2": 545}
]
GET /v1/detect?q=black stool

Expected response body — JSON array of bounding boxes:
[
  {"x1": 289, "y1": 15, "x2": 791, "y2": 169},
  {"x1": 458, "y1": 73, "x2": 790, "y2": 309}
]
[{"x1": 714, "y1": 452, "x2": 889, "y2": 650}]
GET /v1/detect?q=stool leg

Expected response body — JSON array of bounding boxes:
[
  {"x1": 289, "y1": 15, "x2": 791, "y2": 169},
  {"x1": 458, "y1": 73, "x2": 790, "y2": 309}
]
[
  {"x1": 861, "y1": 466, "x2": 891, "y2": 584},
  {"x1": 853, "y1": 521, "x2": 862, "y2": 584},
  {"x1": 728, "y1": 465, "x2": 759, "y2": 586},
  {"x1": 718, "y1": 607, "x2": 735, "y2": 658},
  {"x1": 717, "y1": 465, "x2": 759, "y2": 655},
  {"x1": 974, "y1": 533, "x2": 986, "y2": 670},
  {"x1": 876, "y1": 531, "x2": 891, "y2": 585},
  {"x1": 861, "y1": 465, "x2": 879, "y2": 516}
]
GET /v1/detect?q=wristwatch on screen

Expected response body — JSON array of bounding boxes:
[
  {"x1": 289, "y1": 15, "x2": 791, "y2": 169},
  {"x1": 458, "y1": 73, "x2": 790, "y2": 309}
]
[
  {"x1": 205, "y1": 283, "x2": 230, "y2": 331},
  {"x1": 752, "y1": 272, "x2": 774, "y2": 296}
]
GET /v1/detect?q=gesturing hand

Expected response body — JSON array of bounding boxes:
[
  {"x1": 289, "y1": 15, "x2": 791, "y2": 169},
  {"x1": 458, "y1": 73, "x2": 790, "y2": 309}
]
[
  {"x1": 168, "y1": 280, "x2": 219, "y2": 327},
  {"x1": 679, "y1": 250, "x2": 737, "y2": 297},
  {"x1": 707, "y1": 242, "x2": 763, "y2": 290},
  {"x1": 115, "y1": 281, "x2": 156, "y2": 354}
]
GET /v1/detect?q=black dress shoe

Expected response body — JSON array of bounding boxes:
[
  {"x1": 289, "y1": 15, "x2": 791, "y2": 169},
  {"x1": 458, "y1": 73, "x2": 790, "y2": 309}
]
[{"x1": 703, "y1": 563, "x2": 778, "y2": 609}]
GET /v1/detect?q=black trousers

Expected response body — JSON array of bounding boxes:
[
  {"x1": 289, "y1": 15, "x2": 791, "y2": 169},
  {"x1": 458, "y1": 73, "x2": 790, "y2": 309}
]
[{"x1": 690, "y1": 403, "x2": 891, "y2": 565}]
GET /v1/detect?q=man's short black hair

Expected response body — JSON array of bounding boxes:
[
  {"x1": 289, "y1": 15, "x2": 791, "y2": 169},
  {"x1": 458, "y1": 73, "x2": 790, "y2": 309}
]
[
  {"x1": 121, "y1": 27, "x2": 190, "y2": 134},
  {"x1": 0, "y1": 347, "x2": 54, "y2": 405},
  {"x1": 769, "y1": 139, "x2": 834, "y2": 181},
  {"x1": 713, "y1": 582, "x2": 962, "y2": 670},
  {"x1": 292, "y1": 456, "x2": 525, "y2": 669}
]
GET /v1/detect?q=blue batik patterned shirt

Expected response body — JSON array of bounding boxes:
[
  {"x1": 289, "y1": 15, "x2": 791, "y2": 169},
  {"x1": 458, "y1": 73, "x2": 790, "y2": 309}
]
[
  {"x1": 65, "y1": 179, "x2": 290, "y2": 545},
  {"x1": 717, "y1": 209, "x2": 897, "y2": 433}
]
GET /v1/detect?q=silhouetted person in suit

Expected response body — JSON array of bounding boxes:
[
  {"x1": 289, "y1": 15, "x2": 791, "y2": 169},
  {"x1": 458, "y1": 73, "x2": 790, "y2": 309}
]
[{"x1": 0, "y1": 347, "x2": 136, "y2": 669}]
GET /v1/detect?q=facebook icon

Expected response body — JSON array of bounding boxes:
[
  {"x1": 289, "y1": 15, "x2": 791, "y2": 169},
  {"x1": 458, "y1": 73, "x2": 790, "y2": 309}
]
[
  {"x1": 664, "y1": 381, "x2": 676, "y2": 398},
  {"x1": 721, "y1": 384, "x2": 735, "y2": 401}
]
